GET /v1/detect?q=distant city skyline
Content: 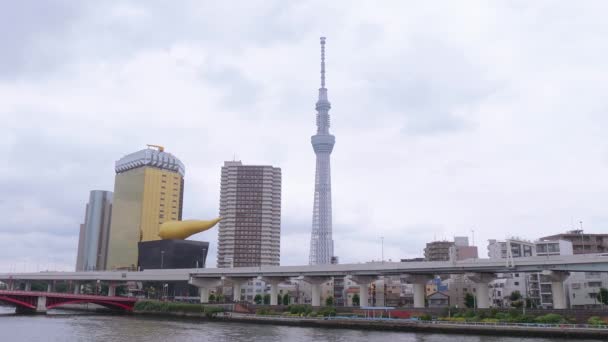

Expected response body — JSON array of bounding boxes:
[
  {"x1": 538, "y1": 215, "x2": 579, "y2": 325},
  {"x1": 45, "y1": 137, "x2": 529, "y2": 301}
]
[{"x1": 2, "y1": 2, "x2": 608, "y2": 272}]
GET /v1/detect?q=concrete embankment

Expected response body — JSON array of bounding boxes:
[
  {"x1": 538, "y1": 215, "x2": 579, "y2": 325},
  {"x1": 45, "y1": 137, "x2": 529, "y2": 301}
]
[
  {"x1": 133, "y1": 311, "x2": 608, "y2": 340},
  {"x1": 221, "y1": 316, "x2": 608, "y2": 340}
]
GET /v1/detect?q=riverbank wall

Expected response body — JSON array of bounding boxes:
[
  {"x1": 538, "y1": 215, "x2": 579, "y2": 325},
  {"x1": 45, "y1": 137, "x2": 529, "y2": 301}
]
[
  {"x1": 133, "y1": 310, "x2": 608, "y2": 340},
  {"x1": 244, "y1": 304, "x2": 608, "y2": 323}
]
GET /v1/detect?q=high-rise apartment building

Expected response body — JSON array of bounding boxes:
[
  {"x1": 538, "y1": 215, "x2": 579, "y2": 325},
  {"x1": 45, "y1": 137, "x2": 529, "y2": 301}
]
[
  {"x1": 217, "y1": 161, "x2": 281, "y2": 268},
  {"x1": 309, "y1": 37, "x2": 336, "y2": 265},
  {"x1": 75, "y1": 190, "x2": 113, "y2": 271},
  {"x1": 106, "y1": 146, "x2": 185, "y2": 270}
]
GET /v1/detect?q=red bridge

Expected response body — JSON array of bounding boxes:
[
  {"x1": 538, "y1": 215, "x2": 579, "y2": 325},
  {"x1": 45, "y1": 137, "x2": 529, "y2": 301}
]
[{"x1": 0, "y1": 290, "x2": 137, "y2": 313}]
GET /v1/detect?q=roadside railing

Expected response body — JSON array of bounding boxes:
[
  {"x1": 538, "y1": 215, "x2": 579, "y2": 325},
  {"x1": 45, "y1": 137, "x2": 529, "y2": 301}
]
[{"x1": 322, "y1": 316, "x2": 608, "y2": 330}]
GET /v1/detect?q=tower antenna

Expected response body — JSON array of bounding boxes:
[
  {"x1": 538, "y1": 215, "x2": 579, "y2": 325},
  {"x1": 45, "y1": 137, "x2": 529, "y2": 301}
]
[{"x1": 320, "y1": 37, "x2": 326, "y2": 88}]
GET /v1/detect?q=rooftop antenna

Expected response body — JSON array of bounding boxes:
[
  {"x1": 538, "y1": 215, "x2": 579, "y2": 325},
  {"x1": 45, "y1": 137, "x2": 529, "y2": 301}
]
[{"x1": 471, "y1": 229, "x2": 475, "y2": 246}]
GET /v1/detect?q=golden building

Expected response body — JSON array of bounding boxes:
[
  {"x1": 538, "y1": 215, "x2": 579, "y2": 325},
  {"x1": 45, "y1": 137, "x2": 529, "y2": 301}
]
[{"x1": 105, "y1": 145, "x2": 185, "y2": 270}]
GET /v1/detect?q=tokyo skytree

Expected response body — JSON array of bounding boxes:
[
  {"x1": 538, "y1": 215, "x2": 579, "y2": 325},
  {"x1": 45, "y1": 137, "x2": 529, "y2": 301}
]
[{"x1": 309, "y1": 37, "x2": 335, "y2": 265}]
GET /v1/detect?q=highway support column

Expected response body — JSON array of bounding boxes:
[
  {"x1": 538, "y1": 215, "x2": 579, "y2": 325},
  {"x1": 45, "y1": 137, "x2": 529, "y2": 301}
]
[
  {"x1": 542, "y1": 271, "x2": 570, "y2": 309},
  {"x1": 302, "y1": 276, "x2": 332, "y2": 307},
  {"x1": 403, "y1": 274, "x2": 434, "y2": 308},
  {"x1": 189, "y1": 277, "x2": 222, "y2": 304},
  {"x1": 227, "y1": 277, "x2": 250, "y2": 302},
  {"x1": 350, "y1": 275, "x2": 378, "y2": 307},
  {"x1": 466, "y1": 273, "x2": 496, "y2": 309},
  {"x1": 262, "y1": 277, "x2": 290, "y2": 306}
]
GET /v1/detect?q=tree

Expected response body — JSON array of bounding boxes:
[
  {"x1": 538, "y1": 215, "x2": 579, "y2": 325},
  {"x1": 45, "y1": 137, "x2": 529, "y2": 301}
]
[
  {"x1": 55, "y1": 282, "x2": 69, "y2": 293},
  {"x1": 325, "y1": 296, "x2": 334, "y2": 306},
  {"x1": 511, "y1": 300, "x2": 523, "y2": 308},
  {"x1": 352, "y1": 294, "x2": 360, "y2": 306},
  {"x1": 509, "y1": 290, "x2": 523, "y2": 308},
  {"x1": 282, "y1": 294, "x2": 290, "y2": 306},
  {"x1": 254, "y1": 294, "x2": 263, "y2": 304},
  {"x1": 509, "y1": 290, "x2": 522, "y2": 302},
  {"x1": 208, "y1": 294, "x2": 216, "y2": 302},
  {"x1": 263, "y1": 294, "x2": 270, "y2": 305},
  {"x1": 216, "y1": 294, "x2": 224, "y2": 302},
  {"x1": 464, "y1": 292, "x2": 475, "y2": 308},
  {"x1": 599, "y1": 288, "x2": 608, "y2": 305}
]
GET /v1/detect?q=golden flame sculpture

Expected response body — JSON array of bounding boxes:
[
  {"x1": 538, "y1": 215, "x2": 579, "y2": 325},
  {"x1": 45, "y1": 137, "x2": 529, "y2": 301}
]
[{"x1": 158, "y1": 218, "x2": 222, "y2": 240}]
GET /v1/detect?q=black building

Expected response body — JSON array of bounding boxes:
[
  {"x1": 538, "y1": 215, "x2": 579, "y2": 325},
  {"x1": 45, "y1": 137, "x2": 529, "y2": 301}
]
[{"x1": 138, "y1": 240, "x2": 209, "y2": 270}]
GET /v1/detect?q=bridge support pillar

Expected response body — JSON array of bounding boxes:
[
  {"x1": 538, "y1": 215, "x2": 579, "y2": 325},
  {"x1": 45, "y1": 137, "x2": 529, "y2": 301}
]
[
  {"x1": 542, "y1": 271, "x2": 569, "y2": 309},
  {"x1": 199, "y1": 288, "x2": 209, "y2": 303},
  {"x1": 73, "y1": 283, "x2": 80, "y2": 294},
  {"x1": 227, "y1": 278, "x2": 250, "y2": 302},
  {"x1": 350, "y1": 276, "x2": 378, "y2": 307},
  {"x1": 47, "y1": 283, "x2": 53, "y2": 293},
  {"x1": 25, "y1": 282, "x2": 31, "y2": 291},
  {"x1": 270, "y1": 282, "x2": 279, "y2": 306},
  {"x1": 403, "y1": 275, "x2": 433, "y2": 308},
  {"x1": 262, "y1": 277, "x2": 290, "y2": 306},
  {"x1": 189, "y1": 277, "x2": 222, "y2": 304},
  {"x1": 108, "y1": 284, "x2": 117, "y2": 297},
  {"x1": 303, "y1": 276, "x2": 331, "y2": 307},
  {"x1": 36, "y1": 296, "x2": 47, "y2": 314},
  {"x1": 466, "y1": 273, "x2": 496, "y2": 309}
]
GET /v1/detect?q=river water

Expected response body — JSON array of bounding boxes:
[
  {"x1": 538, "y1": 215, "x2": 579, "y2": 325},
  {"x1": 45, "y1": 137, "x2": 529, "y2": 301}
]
[{"x1": 0, "y1": 306, "x2": 599, "y2": 342}]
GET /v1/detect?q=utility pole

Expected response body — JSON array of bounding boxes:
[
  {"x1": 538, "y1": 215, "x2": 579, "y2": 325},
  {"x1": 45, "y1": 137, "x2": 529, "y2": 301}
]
[
  {"x1": 471, "y1": 229, "x2": 475, "y2": 247},
  {"x1": 580, "y1": 221, "x2": 584, "y2": 254},
  {"x1": 381, "y1": 237, "x2": 384, "y2": 263}
]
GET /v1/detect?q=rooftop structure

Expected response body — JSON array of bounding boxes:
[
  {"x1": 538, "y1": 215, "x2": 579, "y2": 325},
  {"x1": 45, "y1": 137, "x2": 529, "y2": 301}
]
[{"x1": 115, "y1": 145, "x2": 185, "y2": 177}]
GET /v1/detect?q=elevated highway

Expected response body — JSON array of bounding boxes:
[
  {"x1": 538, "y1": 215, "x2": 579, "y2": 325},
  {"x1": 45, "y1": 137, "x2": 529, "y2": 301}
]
[
  {"x1": 1, "y1": 254, "x2": 607, "y2": 309},
  {"x1": 1, "y1": 254, "x2": 606, "y2": 282}
]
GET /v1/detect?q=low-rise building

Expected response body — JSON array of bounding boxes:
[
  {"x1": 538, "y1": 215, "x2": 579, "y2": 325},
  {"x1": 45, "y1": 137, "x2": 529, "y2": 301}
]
[
  {"x1": 565, "y1": 272, "x2": 608, "y2": 309},
  {"x1": 427, "y1": 292, "x2": 450, "y2": 308},
  {"x1": 446, "y1": 274, "x2": 476, "y2": 308},
  {"x1": 486, "y1": 238, "x2": 573, "y2": 308},
  {"x1": 487, "y1": 238, "x2": 535, "y2": 259},
  {"x1": 541, "y1": 230, "x2": 608, "y2": 254},
  {"x1": 424, "y1": 241, "x2": 454, "y2": 261}
]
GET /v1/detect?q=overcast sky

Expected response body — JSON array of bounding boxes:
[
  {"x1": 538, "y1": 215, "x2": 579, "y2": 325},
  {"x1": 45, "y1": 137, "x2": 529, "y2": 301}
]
[{"x1": 1, "y1": 1, "x2": 608, "y2": 272}]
